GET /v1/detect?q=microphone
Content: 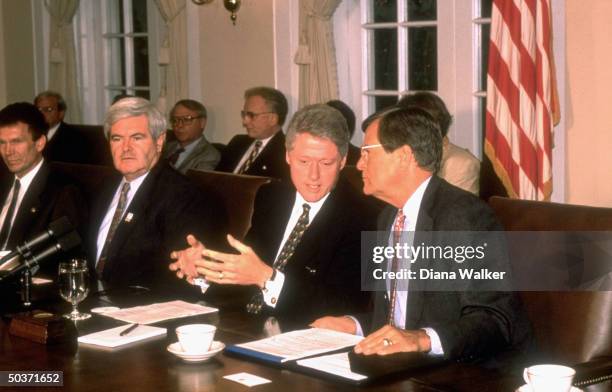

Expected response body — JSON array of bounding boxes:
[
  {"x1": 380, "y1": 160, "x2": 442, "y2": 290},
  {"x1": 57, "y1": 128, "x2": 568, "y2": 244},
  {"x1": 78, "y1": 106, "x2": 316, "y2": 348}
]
[
  {"x1": 0, "y1": 216, "x2": 74, "y2": 269},
  {"x1": 0, "y1": 231, "x2": 81, "y2": 283},
  {"x1": 17, "y1": 216, "x2": 73, "y2": 254}
]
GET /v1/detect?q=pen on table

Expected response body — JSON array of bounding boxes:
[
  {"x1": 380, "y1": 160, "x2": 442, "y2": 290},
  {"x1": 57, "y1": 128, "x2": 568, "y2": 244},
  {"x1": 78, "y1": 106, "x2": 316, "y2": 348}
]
[{"x1": 119, "y1": 324, "x2": 139, "y2": 336}]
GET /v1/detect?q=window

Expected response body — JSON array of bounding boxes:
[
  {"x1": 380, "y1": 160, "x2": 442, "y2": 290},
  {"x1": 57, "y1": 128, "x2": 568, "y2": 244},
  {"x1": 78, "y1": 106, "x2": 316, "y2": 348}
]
[
  {"x1": 358, "y1": 0, "x2": 493, "y2": 157},
  {"x1": 103, "y1": 0, "x2": 152, "y2": 102},
  {"x1": 73, "y1": 0, "x2": 161, "y2": 123}
]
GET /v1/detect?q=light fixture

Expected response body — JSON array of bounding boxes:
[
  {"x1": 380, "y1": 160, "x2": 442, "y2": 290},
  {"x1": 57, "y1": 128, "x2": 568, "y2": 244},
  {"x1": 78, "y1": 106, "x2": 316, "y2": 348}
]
[{"x1": 192, "y1": 0, "x2": 242, "y2": 25}]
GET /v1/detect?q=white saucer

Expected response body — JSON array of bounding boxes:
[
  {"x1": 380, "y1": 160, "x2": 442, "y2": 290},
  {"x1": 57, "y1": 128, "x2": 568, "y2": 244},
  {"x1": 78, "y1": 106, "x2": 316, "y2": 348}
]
[
  {"x1": 167, "y1": 341, "x2": 225, "y2": 362},
  {"x1": 516, "y1": 385, "x2": 582, "y2": 392}
]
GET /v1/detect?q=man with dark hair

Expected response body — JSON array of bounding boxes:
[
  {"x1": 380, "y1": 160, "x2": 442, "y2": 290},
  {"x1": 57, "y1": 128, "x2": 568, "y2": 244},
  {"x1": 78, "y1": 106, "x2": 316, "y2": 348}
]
[
  {"x1": 171, "y1": 104, "x2": 377, "y2": 324},
  {"x1": 34, "y1": 90, "x2": 90, "y2": 164},
  {"x1": 0, "y1": 102, "x2": 87, "y2": 273},
  {"x1": 163, "y1": 99, "x2": 220, "y2": 174},
  {"x1": 91, "y1": 97, "x2": 225, "y2": 292},
  {"x1": 215, "y1": 86, "x2": 290, "y2": 180},
  {"x1": 326, "y1": 100, "x2": 360, "y2": 165},
  {"x1": 313, "y1": 106, "x2": 530, "y2": 363},
  {"x1": 398, "y1": 92, "x2": 480, "y2": 194}
]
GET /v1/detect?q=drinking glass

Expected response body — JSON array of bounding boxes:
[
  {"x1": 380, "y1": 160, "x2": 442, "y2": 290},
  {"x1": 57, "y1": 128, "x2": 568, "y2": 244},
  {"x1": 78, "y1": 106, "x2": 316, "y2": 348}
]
[{"x1": 58, "y1": 259, "x2": 91, "y2": 320}]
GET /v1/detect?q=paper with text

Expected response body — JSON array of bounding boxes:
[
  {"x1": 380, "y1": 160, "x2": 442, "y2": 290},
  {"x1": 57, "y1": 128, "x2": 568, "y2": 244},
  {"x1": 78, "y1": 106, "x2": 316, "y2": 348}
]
[
  {"x1": 102, "y1": 300, "x2": 217, "y2": 324},
  {"x1": 235, "y1": 328, "x2": 362, "y2": 362}
]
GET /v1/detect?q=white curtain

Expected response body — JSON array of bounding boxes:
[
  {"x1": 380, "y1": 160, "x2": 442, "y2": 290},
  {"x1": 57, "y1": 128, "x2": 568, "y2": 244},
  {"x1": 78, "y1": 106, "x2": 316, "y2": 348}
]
[
  {"x1": 45, "y1": 0, "x2": 81, "y2": 123},
  {"x1": 294, "y1": 0, "x2": 342, "y2": 108},
  {"x1": 154, "y1": 0, "x2": 188, "y2": 115}
]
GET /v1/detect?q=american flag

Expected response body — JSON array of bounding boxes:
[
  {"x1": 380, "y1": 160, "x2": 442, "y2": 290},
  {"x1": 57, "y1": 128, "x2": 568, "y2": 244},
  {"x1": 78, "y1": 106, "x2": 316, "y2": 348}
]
[{"x1": 485, "y1": 0, "x2": 559, "y2": 200}]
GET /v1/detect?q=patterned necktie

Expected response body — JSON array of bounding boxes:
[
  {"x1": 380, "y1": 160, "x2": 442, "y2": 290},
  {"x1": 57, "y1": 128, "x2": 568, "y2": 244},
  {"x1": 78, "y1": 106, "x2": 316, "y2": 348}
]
[
  {"x1": 238, "y1": 140, "x2": 262, "y2": 174},
  {"x1": 0, "y1": 179, "x2": 21, "y2": 249},
  {"x1": 96, "y1": 182, "x2": 131, "y2": 277},
  {"x1": 387, "y1": 209, "x2": 405, "y2": 326},
  {"x1": 168, "y1": 147, "x2": 185, "y2": 166},
  {"x1": 246, "y1": 203, "x2": 311, "y2": 314}
]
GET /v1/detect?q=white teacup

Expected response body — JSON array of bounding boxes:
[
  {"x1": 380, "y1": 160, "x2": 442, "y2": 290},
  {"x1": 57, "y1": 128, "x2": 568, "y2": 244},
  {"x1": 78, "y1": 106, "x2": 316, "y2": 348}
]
[
  {"x1": 176, "y1": 324, "x2": 216, "y2": 354},
  {"x1": 523, "y1": 364, "x2": 576, "y2": 392}
]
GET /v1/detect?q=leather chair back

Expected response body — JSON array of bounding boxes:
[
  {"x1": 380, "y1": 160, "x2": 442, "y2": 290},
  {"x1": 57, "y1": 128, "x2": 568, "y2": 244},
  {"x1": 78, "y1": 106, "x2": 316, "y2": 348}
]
[
  {"x1": 488, "y1": 196, "x2": 612, "y2": 364},
  {"x1": 186, "y1": 169, "x2": 274, "y2": 240}
]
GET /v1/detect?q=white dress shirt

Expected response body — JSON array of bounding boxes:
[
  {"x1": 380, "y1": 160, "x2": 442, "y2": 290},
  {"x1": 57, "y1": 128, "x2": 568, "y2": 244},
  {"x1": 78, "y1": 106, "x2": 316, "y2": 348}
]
[
  {"x1": 95, "y1": 172, "x2": 150, "y2": 263},
  {"x1": 0, "y1": 159, "x2": 44, "y2": 250},
  {"x1": 262, "y1": 191, "x2": 330, "y2": 307},
  {"x1": 47, "y1": 122, "x2": 61, "y2": 142},
  {"x1": 232, "y1": 134, "x2": 274, "y2": 174}
]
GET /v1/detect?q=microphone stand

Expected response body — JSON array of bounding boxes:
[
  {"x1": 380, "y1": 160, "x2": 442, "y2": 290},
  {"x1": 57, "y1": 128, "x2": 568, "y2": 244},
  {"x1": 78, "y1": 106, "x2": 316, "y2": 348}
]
[{"x1": 14, "y1": 247, "x2": 39, "y2": 308}]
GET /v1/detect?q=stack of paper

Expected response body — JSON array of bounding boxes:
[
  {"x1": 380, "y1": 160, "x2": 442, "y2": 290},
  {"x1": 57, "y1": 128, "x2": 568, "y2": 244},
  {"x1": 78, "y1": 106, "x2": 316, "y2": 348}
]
[
  {"x1": 101, "y1": 300, "x2": 218, "y2": 324},
  {"x1": 78, "y1": 325, "x2": 166, "y2": 348},
  {"x1": 226, "y1": 328, "x2": 363, "y2": 363},
  {"x1": 297, "y1": 352, "x2": 367, "y2": 381}
]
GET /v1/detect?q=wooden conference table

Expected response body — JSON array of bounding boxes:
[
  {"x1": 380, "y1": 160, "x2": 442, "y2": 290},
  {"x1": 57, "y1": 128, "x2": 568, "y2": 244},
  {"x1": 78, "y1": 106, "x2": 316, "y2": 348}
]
[{"x1": 0, "y1": 286, "x2": 526, "y2": 392}]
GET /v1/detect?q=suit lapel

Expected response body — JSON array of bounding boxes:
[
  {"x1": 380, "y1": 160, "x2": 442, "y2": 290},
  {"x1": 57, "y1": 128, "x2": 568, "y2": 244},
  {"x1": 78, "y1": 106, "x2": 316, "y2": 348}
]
[
  {"x1": 253, "y1": 131, "x2": 283, "y2": 169},
  {"x1": 103, "y1": 165, "x2": 161, "y2": 262},
  {"x1": 178, "y1": 137, "x2": 207, "y2": 172},
  {"x1": 7, "y1": 163, "x2": 50, "y2": 248}
]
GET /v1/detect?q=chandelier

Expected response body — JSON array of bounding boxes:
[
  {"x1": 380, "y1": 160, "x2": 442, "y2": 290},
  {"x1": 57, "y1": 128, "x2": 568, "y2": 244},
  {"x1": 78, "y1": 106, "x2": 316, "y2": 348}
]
[{"x1": 191, "y1": 0, "x2": 242, "y2": 25}]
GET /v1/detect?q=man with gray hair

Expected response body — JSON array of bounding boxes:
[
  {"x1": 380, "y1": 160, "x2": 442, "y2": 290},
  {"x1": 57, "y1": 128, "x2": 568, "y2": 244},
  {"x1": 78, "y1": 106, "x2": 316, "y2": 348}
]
[
  {"x1": 91, "y1": 97, "x2": 225, "y2": 292},
  {"x1": 215, "y1": 86, "x2": 290, "y2": 180},
  {"x1": 171, "y1": 104, "x2": 377, "y2": 324}
]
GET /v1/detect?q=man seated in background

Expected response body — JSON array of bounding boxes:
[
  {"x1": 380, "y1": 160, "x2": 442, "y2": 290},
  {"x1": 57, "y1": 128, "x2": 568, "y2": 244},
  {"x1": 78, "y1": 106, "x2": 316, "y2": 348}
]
[
  {"x1": 215, "y1": 86, "x2": 290, "y2": 181},
  {"x1": 0, "y1": 102, "x2": 87, "y2": 274},
  {"x1": 171, "y1": 104, "x2": 377, "y2": 324},
  {"x1": 163, "y1": 99, "x2": 220, "y2": 174},
  {"x1": 398, "y1": 92, "x2": 480, "y2": 195},
  {"x1": 313, "y1": 106, "x2": 530, "y2": 364},
  {"x1": 91, "y1": 97, "x2": 225, "y2": 293},
  {"x1": 326, "y1": 99, "x2": 360, "y2": 165},
  {"x1": 34, "y1": 91, "x2": 91, "y2": 164}
]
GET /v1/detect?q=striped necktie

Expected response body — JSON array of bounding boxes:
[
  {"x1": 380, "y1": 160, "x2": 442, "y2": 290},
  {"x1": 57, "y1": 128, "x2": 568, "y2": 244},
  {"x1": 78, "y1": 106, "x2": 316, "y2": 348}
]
[
  {"x1": 238, "y1": 140, "x2": 262, "y2": 174},
  {"x1": 387, "y1": 209, "x2": 405, "y2": 326},
  {"x1": 96, "y1": 182, "x2": 131, "y2": 277}
]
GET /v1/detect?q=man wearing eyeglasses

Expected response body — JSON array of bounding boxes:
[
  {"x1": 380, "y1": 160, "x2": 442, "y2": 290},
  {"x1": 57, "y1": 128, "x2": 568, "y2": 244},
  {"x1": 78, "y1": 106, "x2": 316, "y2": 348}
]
[
  {"x1": 162, "y1": 99, "x2": 220, "y2": 174},
  {"x1": 34, "y1": 91, "x2": 90, "y2": 164},
  {"x1": 215, "y1": 86, "x2": 290, "y2": 180},
  {"x1": 312, "y1": 106, "x2": 530, "y2": 364}
]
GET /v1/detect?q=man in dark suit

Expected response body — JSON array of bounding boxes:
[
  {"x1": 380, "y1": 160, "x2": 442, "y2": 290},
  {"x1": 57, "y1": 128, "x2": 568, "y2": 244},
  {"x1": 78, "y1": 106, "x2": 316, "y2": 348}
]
[
  {"x1": 215, "y1": 86, "x2": 290, "y2": 180},
  {"x1": 162, "y1": 99, "x2": 220, "y2": 174},
  {"x1": 91, "y1": 97, "x2": 225, "y2": 292},
  {"x1": 171, "y1": 104, "x2": 377, "y2": 324},
  {"x1": 0, "y1": 102, "x2": 87, "y2": 274},
  {"x1": 313, "y1": 107, "x2": 530, "y2": 363},
  {"x1": 34, "y1": 91, "x2": 91, "y2": 164}
]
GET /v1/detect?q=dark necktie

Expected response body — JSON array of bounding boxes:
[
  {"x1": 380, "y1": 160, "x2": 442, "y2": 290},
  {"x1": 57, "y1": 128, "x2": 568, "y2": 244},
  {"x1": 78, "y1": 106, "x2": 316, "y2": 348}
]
[
  {"x1": 168, "y1": 147, "x2": 185, "y2": 166},
  {"x1": 387, "y1": 209, "x2": 406, "y2": 326},
  {"x1": 0, "y1": 179, "x2": 21, "y2": 249},
  {"x1": 96, "y1": 182, "x2": 131, "y2": 277},
  {"x1": 238, "y1": 140, "x2": 262, "y2": 174},
  {"x1": 246, "y1": 203, "x2": 311, "y2": 314}
]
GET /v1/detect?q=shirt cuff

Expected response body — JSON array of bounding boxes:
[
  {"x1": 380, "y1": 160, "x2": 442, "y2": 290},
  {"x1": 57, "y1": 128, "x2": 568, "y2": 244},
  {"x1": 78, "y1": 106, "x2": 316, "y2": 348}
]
[
  {"x1": 347, "y1": 316, "x2": 364, "y2": 337},
  {"x1": 262, "y1": 270, "x2": 285, "y2": 308},
  {"x1": 422, "y1": 327, "x2": 444, "y2": 355}
]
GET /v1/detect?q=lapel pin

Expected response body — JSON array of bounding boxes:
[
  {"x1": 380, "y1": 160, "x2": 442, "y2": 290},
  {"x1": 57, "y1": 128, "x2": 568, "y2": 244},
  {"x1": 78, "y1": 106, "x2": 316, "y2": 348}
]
[
  {"x1": 30, "y1": 207, "x2": 37, "y2": 213},
  {"x1": 262, "y1": 165, "x2": 267, "y2": 170},
  {"x1": 125, "y1": 213, "x2": 133, "y2": 223}
]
